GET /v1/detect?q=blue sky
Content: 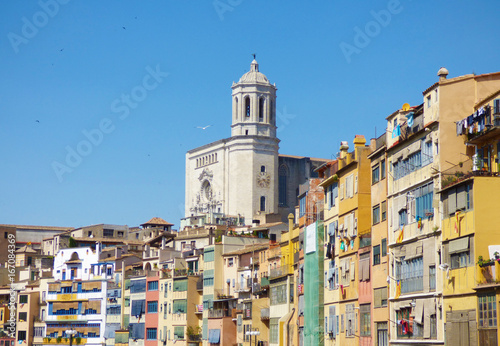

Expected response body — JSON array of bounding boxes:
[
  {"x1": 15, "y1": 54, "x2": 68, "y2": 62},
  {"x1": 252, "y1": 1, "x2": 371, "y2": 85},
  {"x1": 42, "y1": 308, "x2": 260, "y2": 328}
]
[{"x1": 1, "y1": 1, "x2": 500, "y2": 229}]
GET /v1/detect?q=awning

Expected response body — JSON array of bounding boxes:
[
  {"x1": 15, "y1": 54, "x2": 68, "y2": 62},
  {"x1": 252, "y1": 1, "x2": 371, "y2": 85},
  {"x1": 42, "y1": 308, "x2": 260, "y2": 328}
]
[
  {"x1": 449, "y1": 237, "x2": 469, "y2": 254},
  {"x1": 208, "y1": 329, "x2": 220, "y2": 343}
]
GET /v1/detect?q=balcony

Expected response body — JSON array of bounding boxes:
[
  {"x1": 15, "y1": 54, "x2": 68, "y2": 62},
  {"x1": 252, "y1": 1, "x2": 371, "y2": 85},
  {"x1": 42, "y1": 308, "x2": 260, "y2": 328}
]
[
  {"x1": 260, "y1": 308, "x2": 269, "y2": 320},
  {"x1": 293, "y1": 251, "x2": 300, "y2": 264},
  {"x1": 208, "y1": 308, "x2": 232, "y2": 318},
  {"x1": 269, "y1": 264, "x2": 293, "y2": 280},
  {"x1": 173, "y1": 269, "x2": 199, "y2": 277},
  {"x1": 260, "y1": 276, "x2": 270, "y2": 287},
  {"x1": 463, "y1": 110, "x2": 500, "y2": 145},
  {"x1": 43, "y1": 337, "x2": 88, "y2": 345}
]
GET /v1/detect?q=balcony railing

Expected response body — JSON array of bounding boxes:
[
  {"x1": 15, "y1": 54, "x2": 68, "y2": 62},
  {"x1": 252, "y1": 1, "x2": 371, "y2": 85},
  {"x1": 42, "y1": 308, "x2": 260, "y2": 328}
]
[
  {"x1": 260, "y1": 308, "x2": 269, "y2": 320},
  {"x1": 208, "y1": 308, "x2": 232, "y2": 318},
  {"x1": 269, "y1": 264, "x2": 293, "y2": 279}
]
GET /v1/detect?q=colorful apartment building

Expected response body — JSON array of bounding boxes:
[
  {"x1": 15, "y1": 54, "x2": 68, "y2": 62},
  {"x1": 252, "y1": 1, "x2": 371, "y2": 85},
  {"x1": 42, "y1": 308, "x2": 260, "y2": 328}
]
[
  {"x1": 368, "y1": 134, "x2": 389, "y2": 346},
  {"x1": 440, "y1": 89, "x2": 500, "y2": 346},
  {"x1": 318, "y1": 159, "x2": 341, "y2": 346}
]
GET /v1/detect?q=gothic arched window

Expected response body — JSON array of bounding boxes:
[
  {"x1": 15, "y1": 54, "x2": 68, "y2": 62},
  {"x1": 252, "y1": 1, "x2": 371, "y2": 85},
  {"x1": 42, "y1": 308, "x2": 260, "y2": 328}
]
[
  {"x1": 245, "y1": 97, "x2": 251, "y2": 117},
  {"x1": 259, "y1": 98, "x2": 264, "y2": 122},
  {"x1": 235, "y1": 97, "x2": 239, "y2": 119}
]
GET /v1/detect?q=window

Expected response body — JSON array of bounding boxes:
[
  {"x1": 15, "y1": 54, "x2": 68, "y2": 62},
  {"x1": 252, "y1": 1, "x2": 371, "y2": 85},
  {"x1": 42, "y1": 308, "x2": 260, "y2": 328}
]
[
  {"x1": 373, "y1": 245, "x2": 380, "y2": 265},
  {"x1": 422, "y1": 140, "x2": 433, "y2": 166},
  {"x1": 34, "y1": 327, "x2": 44, "y2": 337},
  {"x1": 173, "y1": 299, "x2": 187, "y2": 314},
  {"x1": 147, "y1": 301, "x2": 158, "y2": 313},
  {"x1": 19, "y1": 295, "x2": 28, "y2": 304},
  {"x1": 429, "y1": 265, "x2": 436, "y2": 291},
  {"x1": 494, "y1": 99, "x2": 500, "y2": 114},
  {"x1": 427, "y1": 95, "x2": 431, "y2": 108},
  {"x1": 399, "y1": 209, "x2": 408, "y2": 226},
  {"x1": 270, "y1": 284, "x2": 287, "y2": 305},
  {"x1": 381, "y1": 238, "x2": 387, "y2": 257},
  {"x1": 443, "y1": 183, "x2": 473, "y2": 216},
  {"x1": 228, "y1": 258, "x2": 233, "y2": 267},
  {"x1": 245, "y1": 97, "x2": 251, "y2": 117},
  {"x1": 107, "y1": 306, "x2": 121, "y2": 315},
  {"x1": 270, "y1": 319, "x2": 279, "y2": 344},
  {"x1": 430, "y1": 314, "x2": 437, "y2": 339},
  {"x1": 174, "y1": 326, "x2": 184, "y2": 340},
  {"x1": 260, "y1": 196, "x2": 266, "y2": 212},
  {"x1": 360, "y1": 304, "x2": 371, "y2": 336},
  {"x1": 259, "y1": 98, "x2": 264, "y2": 121},
  {"x1": 372, "y1": 165, "x2": 380, "y2": 184},
  {"x1": 18, "y1": 331, "x2": 26, "y2": 341},
  {"x1": 148, "y1": 281, "x2": 158, "y2": 291},
  {"x1": 451, "y1": 252, "x2": 469, "y2": 269},
  {"x1": 446, "y1": 236, "x2": 473, "y2": 269},
  {"x1": 346, "y1": 304, "x2": 356, "y2": 337},
  {"x1": 396, "y1": 256, "x2": 424, "y2": 294},
  {"x1": 173, "y1": 278, "x2": 188, "y2": 291},
  {"x1": 374, "y1": 287, "x2": 388, "y2": 308},
  {"x1": 381, "y1": 201, "x2": 387, "y2": 221},
  {"x1": 381, "y1": 159, "x2": 386, "y2": 179},
  {"x1": 103, "y1": 229, "x2": 114, "y2": 237},
  {"x1": 18, "y1": 312, "x2": 27, "y2": 322},
  {"x1": 146, "y1": 328, "x2": 157, "y2": 340},
  {"x1": 345, "y1": 174, "x2": 354, "y2": 198},
  {"x1": 373, "y1": 205, "x2": 380, "y2": 225},
  {"x1": 204, "y1": 248, "x2": 214, "y2": 262},
  {"x1": 479, "y1": 293, "x2": 497, "y2": 328},
  {"x1": 299, "y1": 196, "x2": 306, "y2": 217}
]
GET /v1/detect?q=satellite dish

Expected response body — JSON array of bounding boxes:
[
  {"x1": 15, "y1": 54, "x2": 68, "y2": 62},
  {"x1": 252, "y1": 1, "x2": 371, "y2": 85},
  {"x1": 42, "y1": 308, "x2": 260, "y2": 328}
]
[{"x1": 402, "y1": 103, "x2": 410, "y2": 111}]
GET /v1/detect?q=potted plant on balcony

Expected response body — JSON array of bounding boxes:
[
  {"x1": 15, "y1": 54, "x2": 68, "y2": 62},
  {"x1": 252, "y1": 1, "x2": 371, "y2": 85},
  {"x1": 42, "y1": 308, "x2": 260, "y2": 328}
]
[
  {"x1": 75, "y1": 336, "x2": 82, "y2": 344},
  {"x1": 186, "y1": 326, "x2": 202, "y2": 341},
  {"x1": 56, "y1": 336, "x2": 62, "y2": 343},
  {"x1": 495, "y1": 251, "x2": 500, "y2": 260}
]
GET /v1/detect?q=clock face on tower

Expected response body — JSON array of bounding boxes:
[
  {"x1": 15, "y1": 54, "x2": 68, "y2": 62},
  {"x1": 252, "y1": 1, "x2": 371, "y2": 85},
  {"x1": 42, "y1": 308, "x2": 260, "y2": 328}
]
[{"x1": 257, "y1": 172, "x2": 271, "y2": 188}]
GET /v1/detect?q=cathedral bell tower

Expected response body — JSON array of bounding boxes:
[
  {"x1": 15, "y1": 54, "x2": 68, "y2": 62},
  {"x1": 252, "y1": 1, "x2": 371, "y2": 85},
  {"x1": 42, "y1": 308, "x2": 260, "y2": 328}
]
[{"x1": 231, "y1": 59, "x2": 277, "y2": 138}]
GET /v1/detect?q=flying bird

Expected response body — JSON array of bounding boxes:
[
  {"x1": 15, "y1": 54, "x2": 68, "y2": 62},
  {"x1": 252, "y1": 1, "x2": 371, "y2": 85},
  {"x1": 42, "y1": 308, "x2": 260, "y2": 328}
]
[
  {"x1": 60, "y1": 48, "x2": 64, "y2": 52},
  {"x1": 196, "y1": 125, "x2": 213, "y2": 130},
  {"x1": 122, "y1": 26, "x2": 126, "y2": 30},
  {"x1": 35, "y1": 120, "x2": 40, "y2": 123}
]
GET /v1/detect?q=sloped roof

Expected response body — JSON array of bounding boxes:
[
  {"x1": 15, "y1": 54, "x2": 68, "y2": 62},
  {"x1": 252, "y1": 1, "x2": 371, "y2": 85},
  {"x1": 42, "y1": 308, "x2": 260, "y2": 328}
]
[{"x1": 141, "y1": 217, "x2": 174, "y2": 227}]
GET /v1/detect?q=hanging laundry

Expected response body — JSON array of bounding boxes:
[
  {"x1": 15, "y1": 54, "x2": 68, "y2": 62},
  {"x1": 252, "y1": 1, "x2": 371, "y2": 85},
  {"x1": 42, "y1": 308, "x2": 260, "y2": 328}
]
[{"x1": 392, "y1": 124, "x2": 401, "y2": 138}]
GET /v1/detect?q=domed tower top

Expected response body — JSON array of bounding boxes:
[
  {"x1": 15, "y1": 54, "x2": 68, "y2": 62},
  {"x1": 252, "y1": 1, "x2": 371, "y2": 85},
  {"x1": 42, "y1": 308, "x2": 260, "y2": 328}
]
[
  {"x1": 231, "y1": 58, "x2": 278, "y2": 138},
  {"x1": 238, "y1": 59, "x2": 271, "y2": 84}
]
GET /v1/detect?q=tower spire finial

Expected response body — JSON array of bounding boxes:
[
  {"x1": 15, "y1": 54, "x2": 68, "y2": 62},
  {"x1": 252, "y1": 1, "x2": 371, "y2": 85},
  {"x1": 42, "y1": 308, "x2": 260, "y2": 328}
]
[{"x1": 252, "y1": 53, "x2": 256, "y2": 60}]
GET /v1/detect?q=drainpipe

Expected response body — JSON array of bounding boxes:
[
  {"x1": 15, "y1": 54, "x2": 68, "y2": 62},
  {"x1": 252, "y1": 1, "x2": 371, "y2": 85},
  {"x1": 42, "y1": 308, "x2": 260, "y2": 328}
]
[{"x1": 285, "y1": 308, "x2": 295, "y2": 346}]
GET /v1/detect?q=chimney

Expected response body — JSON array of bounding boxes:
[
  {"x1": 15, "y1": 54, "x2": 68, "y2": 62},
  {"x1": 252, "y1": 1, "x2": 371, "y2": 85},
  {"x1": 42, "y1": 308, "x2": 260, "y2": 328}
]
[
  {"x1": 288, "y1": 213, "x2": 294, "y2": 231},
  {"x1": 353, "y1": 135, "x2": 366, "y2": 160},
  {"x1": 437, "y1": 67, "x2": 449, "y2": 81},
  {"x1": 339, "y1": 141, "x2": 349, "y2": 159},
  {"x1": 370, "y1": 138, "x2": 377, "y2": 152}
]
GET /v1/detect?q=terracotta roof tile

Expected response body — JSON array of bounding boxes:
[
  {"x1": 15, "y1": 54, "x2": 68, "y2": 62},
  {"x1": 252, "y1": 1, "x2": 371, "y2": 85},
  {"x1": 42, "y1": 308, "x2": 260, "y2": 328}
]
[{"x1": 141, "y1": 217, "x2": 174, "y2": 226}]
